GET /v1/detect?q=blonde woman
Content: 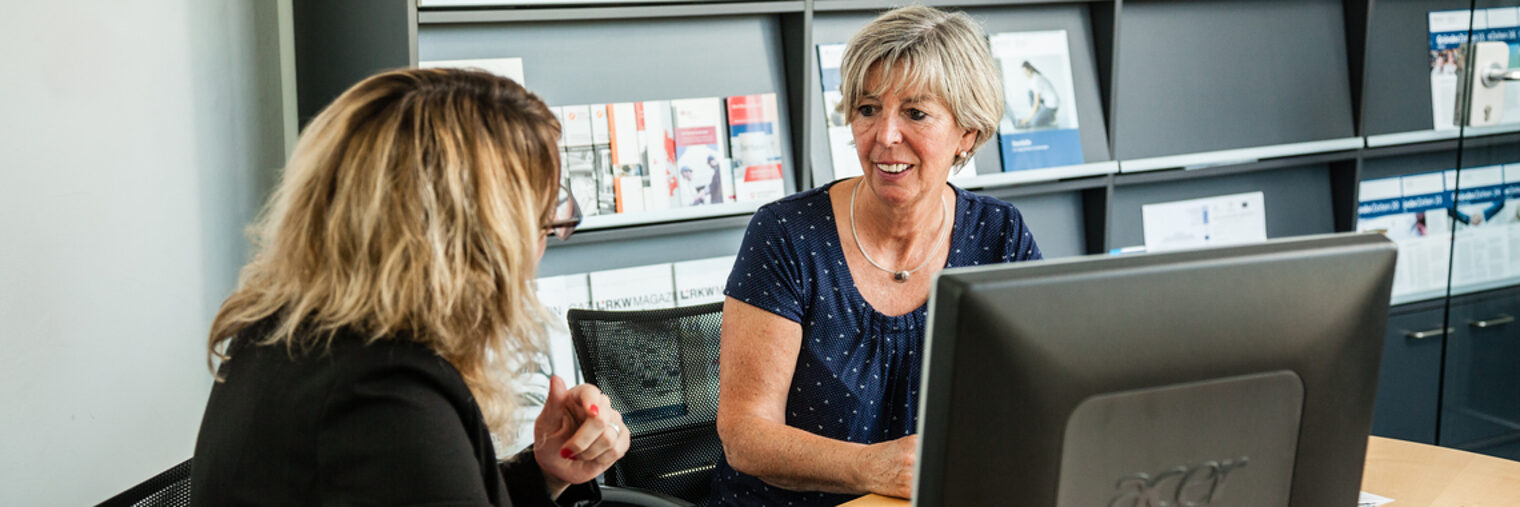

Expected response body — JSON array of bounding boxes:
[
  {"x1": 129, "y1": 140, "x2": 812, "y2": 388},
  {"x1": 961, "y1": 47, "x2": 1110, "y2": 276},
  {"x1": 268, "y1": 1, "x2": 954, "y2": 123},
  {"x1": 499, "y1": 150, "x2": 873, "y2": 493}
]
[
  {"x1": 191, "y1": 68, "x2": 627, "y2": 506},
  {"x1": 712, "y1": 6, "x2": 1042, "y2": 505}
]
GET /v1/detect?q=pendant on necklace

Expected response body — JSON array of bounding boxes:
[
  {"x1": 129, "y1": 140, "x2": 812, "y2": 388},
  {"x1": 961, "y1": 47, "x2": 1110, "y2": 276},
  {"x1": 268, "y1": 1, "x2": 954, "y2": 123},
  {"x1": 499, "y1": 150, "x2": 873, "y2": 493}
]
[{"x1": 893, "y1": 271, "x2": 911, "y2": 282}]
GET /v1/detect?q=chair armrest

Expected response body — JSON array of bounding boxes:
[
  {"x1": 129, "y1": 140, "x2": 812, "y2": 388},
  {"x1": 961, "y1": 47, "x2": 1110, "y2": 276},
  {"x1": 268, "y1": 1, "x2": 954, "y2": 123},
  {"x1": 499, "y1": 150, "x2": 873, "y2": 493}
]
[{"x1": 599, "y1": 485, "x2": 696, "y2": 507}]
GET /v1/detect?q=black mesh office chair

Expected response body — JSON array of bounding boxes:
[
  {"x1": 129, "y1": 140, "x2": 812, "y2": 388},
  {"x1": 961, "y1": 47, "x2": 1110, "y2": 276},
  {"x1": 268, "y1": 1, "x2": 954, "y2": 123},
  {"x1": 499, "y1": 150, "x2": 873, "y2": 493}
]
[
  {"x1": 567, "y1": 302, "x2": 724, "y2": 507},
  {"x1": 97, "y1": 458, "x2": 191, "y2": 507}
]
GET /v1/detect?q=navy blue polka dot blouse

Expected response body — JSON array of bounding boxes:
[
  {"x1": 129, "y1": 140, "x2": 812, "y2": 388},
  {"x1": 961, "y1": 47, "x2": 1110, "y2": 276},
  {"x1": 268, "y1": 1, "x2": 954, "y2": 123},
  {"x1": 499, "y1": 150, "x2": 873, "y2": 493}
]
[{"x1": 708, "y1": 180, "x2": 1042, "y2": 506}]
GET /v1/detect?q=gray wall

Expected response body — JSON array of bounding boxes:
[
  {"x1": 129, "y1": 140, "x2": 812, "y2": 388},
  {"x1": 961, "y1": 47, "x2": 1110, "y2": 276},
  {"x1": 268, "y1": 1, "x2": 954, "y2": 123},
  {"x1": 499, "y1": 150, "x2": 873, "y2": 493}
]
[{"x1": 0, "y1": 1, "x2": 286, "y2": 504}]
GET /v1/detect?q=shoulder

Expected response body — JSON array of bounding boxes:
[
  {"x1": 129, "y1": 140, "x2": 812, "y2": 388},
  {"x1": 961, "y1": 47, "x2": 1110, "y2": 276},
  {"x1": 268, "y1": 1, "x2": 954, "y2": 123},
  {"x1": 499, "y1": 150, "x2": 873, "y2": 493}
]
[
  {"x1": 326, "y1": 334, "x2": 470, "y2": 400},
  {"x1": 740, "y1": 183, "x2": 838, "y2": 247}
]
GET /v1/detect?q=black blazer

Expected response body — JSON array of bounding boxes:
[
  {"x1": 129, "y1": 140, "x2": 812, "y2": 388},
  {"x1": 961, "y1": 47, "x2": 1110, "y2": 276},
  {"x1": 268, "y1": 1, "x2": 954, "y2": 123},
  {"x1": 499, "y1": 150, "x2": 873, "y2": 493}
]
[{"x1": 191, "y1": 321, "x2": 598, "y2": 506}]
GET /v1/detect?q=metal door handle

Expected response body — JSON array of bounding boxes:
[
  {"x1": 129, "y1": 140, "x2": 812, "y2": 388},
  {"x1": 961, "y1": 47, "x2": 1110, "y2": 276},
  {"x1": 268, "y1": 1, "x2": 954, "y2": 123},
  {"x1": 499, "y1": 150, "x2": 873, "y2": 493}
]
[
  {"x1": 1405, "y1": 327, "x2": 1453, "y2": 340},
  {"x1": 1470, "y1": 314, "x2": 1515, "y2": 329},
  {"x1": 1483, "y1": 64, "x2": 1520, "y2": 87}
]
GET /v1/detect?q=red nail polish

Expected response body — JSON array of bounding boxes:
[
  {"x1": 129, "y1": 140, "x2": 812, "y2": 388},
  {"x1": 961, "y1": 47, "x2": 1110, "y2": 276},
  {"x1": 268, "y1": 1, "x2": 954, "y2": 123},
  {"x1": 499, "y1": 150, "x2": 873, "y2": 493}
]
[
  {"x1": 588, "y1": 404, "x2": 600, "y2": 417},
  {"x1": 560, "y1": 448, "x2": 573, "y2": 459}
]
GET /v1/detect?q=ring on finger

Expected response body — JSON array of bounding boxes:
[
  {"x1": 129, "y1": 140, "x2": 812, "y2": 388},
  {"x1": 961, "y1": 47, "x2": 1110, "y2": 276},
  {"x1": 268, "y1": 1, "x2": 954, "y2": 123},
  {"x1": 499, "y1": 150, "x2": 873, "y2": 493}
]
[{"x1": 609, "y1": 423, "x2": 621, "y2": 437}]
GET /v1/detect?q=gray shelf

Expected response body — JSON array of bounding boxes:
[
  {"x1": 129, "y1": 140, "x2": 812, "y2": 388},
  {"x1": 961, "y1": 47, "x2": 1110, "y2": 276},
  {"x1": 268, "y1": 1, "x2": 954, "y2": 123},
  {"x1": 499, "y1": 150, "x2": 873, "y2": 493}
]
[
  {"x1": 1113, "y1": 0, "x2": 1356, "y2": 160},
  {"x1": 1115, "y1": 150, "x2": 1360, "y2": 187},
  {"x1": 811, "y1": 0, "x2": 1110, "y2": 12},
  {"x1": 418, "y1": 1, "x2": 805, "y2": 24},
  {"x1": 295, "y1": 0, "x2": 1509, "y2": 277},
  {"x1": 1108, "y1": 163, "x2": 1340, "y2": 250}
]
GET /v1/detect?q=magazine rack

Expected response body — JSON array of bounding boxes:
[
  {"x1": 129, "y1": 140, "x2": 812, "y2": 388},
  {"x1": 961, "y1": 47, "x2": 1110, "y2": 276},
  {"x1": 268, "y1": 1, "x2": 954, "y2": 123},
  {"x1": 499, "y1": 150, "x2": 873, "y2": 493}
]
[
  {"x1": 291, "y1": 0, "x2": 1520, "y2": 473},
  {"x1": 291, "y1": 0, "x2": 1514, "y2": 298}
]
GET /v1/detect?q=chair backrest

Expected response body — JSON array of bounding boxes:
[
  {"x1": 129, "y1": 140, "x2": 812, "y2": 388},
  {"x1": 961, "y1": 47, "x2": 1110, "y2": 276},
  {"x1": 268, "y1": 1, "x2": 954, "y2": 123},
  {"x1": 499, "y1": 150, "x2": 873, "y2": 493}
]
[
  {"x1": 98, "y1": 458, "x2": 192, "y2": 507},
  {"x1": 567, "y1": 302, "x2": 724, "y2": 504}
]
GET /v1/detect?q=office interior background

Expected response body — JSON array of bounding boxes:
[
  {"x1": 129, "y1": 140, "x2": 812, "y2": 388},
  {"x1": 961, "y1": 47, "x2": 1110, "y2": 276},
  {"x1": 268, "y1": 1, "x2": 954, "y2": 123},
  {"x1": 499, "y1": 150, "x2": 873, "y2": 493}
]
[{"x1": 4, "y1": 0, "x2": 1520, "y2": 505}]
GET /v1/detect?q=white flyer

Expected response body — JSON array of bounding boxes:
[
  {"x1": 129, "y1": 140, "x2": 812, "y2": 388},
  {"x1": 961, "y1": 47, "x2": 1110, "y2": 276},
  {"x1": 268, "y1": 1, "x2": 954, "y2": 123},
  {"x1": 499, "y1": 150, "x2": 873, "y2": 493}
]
[{"x1": 1142, "y1": 192, "x2": 1267, "y2": 252}]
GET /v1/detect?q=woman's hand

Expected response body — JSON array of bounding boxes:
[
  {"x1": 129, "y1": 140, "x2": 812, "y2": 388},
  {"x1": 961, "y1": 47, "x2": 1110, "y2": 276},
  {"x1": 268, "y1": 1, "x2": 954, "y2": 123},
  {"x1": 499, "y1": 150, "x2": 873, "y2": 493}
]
[
  {"x1": 532, "y1": 376, "x2": 629, "y2": 497},
  {"x1": 856, "y1": 434, "x2": 917, "y2": 498}
]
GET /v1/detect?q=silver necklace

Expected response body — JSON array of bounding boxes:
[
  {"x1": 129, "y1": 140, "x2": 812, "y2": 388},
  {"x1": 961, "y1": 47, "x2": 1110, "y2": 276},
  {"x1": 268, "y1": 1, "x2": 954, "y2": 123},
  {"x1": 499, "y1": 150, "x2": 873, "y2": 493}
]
[{"x1": 849, "y1": 180, "x2": 949, "y2": 283}]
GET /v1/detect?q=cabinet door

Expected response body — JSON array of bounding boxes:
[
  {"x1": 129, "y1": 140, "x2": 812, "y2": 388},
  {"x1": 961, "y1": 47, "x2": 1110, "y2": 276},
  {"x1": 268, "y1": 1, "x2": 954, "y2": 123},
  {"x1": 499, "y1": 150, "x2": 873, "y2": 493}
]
[
  {"x1": 1439, "y1": 290, "x2": 1520, "y2": 460},
  {"x1": 1372, "y1": 307, "x2": 1448, "y2": 444}
]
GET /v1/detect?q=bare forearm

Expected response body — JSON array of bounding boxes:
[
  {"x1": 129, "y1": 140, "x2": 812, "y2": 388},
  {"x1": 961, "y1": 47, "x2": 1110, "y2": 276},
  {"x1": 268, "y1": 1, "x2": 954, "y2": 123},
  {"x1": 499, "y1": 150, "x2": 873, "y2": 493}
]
[{"x1": 720, "y1": 414, "x2": 869, "y2": 494}]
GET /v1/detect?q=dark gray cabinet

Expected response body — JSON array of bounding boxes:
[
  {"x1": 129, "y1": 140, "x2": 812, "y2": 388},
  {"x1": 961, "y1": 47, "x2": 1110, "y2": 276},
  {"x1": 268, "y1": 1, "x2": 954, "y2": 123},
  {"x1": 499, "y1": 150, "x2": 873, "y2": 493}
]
[
  {"x1": 1372, "y1": 302, "x2": 1447, "y2": 444},
  {"x1": 1440, "y1": 288, "x2": 1520, "y2": 460}
]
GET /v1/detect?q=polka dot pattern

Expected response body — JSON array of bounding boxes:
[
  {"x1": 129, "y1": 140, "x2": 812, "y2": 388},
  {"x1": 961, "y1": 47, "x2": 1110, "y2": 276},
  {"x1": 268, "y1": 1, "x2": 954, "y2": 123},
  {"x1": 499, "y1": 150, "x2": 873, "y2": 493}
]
[{"x1": 708, "y1": 182, "x2": 1042, "y2": 506}]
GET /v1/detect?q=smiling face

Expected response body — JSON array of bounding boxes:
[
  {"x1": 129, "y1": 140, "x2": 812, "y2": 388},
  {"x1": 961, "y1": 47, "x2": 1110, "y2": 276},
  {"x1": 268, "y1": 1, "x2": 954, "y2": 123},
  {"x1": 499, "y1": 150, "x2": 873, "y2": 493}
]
[{"x1": 851, "y1": 63, "x2": 975, "y2": 207}]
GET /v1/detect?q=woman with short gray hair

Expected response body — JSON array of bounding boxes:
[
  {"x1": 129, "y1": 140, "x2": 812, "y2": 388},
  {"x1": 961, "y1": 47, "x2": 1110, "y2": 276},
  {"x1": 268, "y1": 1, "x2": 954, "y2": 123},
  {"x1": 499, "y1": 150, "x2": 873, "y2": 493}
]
[{"x1": 710, "y1": 5, "x2": 1043, "y2": 505}]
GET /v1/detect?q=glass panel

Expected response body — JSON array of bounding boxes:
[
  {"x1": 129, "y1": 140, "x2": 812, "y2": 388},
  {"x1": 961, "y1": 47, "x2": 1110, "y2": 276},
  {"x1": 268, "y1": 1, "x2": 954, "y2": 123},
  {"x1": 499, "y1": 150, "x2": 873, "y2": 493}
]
[
  {"x1": 1441, "y1": 0, "x2": 1520, "y2": 461},
  {"x1": 1359, "y1": 0, "x2": 1470, "y2": 446}
]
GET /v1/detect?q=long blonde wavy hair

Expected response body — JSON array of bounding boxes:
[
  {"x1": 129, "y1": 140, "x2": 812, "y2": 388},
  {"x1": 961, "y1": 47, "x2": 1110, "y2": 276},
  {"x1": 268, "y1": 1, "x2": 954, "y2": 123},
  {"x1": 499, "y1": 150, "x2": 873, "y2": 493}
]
[{"x1": 208, "y1": 67, "x2": 561, "y2": 440}]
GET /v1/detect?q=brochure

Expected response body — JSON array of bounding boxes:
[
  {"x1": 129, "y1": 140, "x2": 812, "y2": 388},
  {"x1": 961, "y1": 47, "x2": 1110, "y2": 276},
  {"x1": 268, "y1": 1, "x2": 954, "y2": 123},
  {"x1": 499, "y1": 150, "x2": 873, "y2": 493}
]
[
  {"x1": 1358, "y1": 171, "x2": 1454, "y2": 302},
  {"x1": 558, "y1": 105, "x2": 601, "y2": 217},
  {"x1": 671, "y1": 98, "x2": 733, "y2": 206},
  {"x1": 640, "y1": 100, "x2": 679, "y2": 210},
  {"x1": 990, "y1": 30, "x2": 1085, "y2": 173},
  {"x1": 817, "y1": 43, "x2": 863, "y2": 180},
  {"x1": 591, "y1": 105, "x2": 616, "y2": 214},
  {"x1": 1141, "y1": 192, "x2": 1267, "y2": 252},
  {"x1": 1449, "y1": 165, "x2": 1518, "y2": 290},
  {"x1": 608, "y1": 102, "x2": 647, "y2": 213},
  {"x1": 673, "y1": 256, "x2": 735, "y2": 307},
  {"x1": 727, "y1": 94, "x2": 786, "y2": 203}
]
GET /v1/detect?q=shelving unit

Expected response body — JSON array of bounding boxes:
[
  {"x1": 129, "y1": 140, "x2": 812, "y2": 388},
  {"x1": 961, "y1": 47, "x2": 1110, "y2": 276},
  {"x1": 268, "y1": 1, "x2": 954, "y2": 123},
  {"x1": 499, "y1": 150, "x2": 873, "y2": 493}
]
[
  {"x1": 294, "y1": 0, "x2": 1520, "y2": 459},
  {"x1": 289, "y1": 0, "x2": 1520, "y2": 287}
]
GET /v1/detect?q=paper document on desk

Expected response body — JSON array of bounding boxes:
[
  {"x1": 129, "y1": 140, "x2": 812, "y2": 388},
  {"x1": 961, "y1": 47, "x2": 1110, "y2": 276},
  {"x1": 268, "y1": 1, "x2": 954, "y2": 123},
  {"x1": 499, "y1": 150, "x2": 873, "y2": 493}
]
[{"x1": 1358, "y1": 491, "x2": 1394, "y2": 506}]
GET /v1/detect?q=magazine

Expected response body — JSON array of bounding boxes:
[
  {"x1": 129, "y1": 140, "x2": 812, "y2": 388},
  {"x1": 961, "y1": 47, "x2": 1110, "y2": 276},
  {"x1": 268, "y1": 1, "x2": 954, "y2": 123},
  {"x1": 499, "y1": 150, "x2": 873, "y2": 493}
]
[
  {"x1": 990, "y1": 30, "x2": 1085, "y2": 172},
  {"x1": 670, "y1": 98, "x2": 733, "y2": 206},
  {"x1": 558, "y1": 105, "x2": 600, "y2": 217},
  {"x1": 608, "y1": 102, "x2": 647, "y2": 213},
  {"x1": 1357, "y1": 171, "x2": 1454, "y2": 302},
  {"x1": 590, "y1": 105, "x2": 616, "y2": 215},
  {"x1": 1449, "y1": 165, "x2": 1517, "y2": 289},
  {"x1": 726, "y1": 94, "x2": 786, "y2": 203},
  {"x1": 640, "y1": 100, "x2": 679, "y2": 210},
  {"x1": 673, "y1": 256, "x2": 735, "y2": 307},
  {"x1": 1428, "y1": 8, "x2": 1520, "y2": 130}
]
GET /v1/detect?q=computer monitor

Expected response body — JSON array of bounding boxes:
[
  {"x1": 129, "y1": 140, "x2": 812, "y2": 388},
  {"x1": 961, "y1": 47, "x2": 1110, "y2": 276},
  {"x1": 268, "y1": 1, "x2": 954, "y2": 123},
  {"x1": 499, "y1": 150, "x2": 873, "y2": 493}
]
[{"x1": 914, "y1": 233, "x2": 1397, "y2": 506}]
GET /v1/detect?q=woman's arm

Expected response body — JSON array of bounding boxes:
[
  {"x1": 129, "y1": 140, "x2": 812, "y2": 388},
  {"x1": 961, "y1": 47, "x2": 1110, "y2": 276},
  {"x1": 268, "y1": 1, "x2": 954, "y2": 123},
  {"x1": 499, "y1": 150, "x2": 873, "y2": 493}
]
[{"x1": 715, "y1": 297, "x2": 917, "y2": 498}]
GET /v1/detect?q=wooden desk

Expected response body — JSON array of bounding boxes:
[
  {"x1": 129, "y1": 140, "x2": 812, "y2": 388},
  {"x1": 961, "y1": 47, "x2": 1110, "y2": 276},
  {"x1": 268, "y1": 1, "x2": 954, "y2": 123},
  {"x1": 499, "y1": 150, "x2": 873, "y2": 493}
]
[{"x1": 841, "y1": 436, "x2": 1520, "y2": 506}]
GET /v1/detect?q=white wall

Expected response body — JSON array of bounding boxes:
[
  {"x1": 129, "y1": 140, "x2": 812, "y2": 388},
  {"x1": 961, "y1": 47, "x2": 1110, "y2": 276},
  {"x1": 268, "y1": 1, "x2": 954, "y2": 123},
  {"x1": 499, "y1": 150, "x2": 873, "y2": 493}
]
[{"x1": 0, "y1": 1, "x2": 286, "y2": 504}]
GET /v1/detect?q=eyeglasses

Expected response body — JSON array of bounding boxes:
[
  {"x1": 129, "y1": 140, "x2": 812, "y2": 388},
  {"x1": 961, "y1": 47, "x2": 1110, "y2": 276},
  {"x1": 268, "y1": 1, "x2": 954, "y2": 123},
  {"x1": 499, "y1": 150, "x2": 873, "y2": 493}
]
[{"x1": 541, "y1": 183, "x2": 582, "y2": 241}]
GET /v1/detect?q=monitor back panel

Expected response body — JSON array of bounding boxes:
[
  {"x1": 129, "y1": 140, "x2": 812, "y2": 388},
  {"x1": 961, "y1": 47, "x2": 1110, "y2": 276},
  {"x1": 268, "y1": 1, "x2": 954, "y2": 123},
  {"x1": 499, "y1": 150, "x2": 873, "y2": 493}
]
[{"x1": 1058, "y1": 371, "x2": 1303, "y2": 507}]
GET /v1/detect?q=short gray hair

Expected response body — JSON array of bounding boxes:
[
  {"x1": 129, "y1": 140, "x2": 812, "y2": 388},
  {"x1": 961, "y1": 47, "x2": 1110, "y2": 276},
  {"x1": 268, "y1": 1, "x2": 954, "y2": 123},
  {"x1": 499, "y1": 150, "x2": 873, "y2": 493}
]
[{"x1": 839, "y1": 5, "x2": 1003, "y2": 167}]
